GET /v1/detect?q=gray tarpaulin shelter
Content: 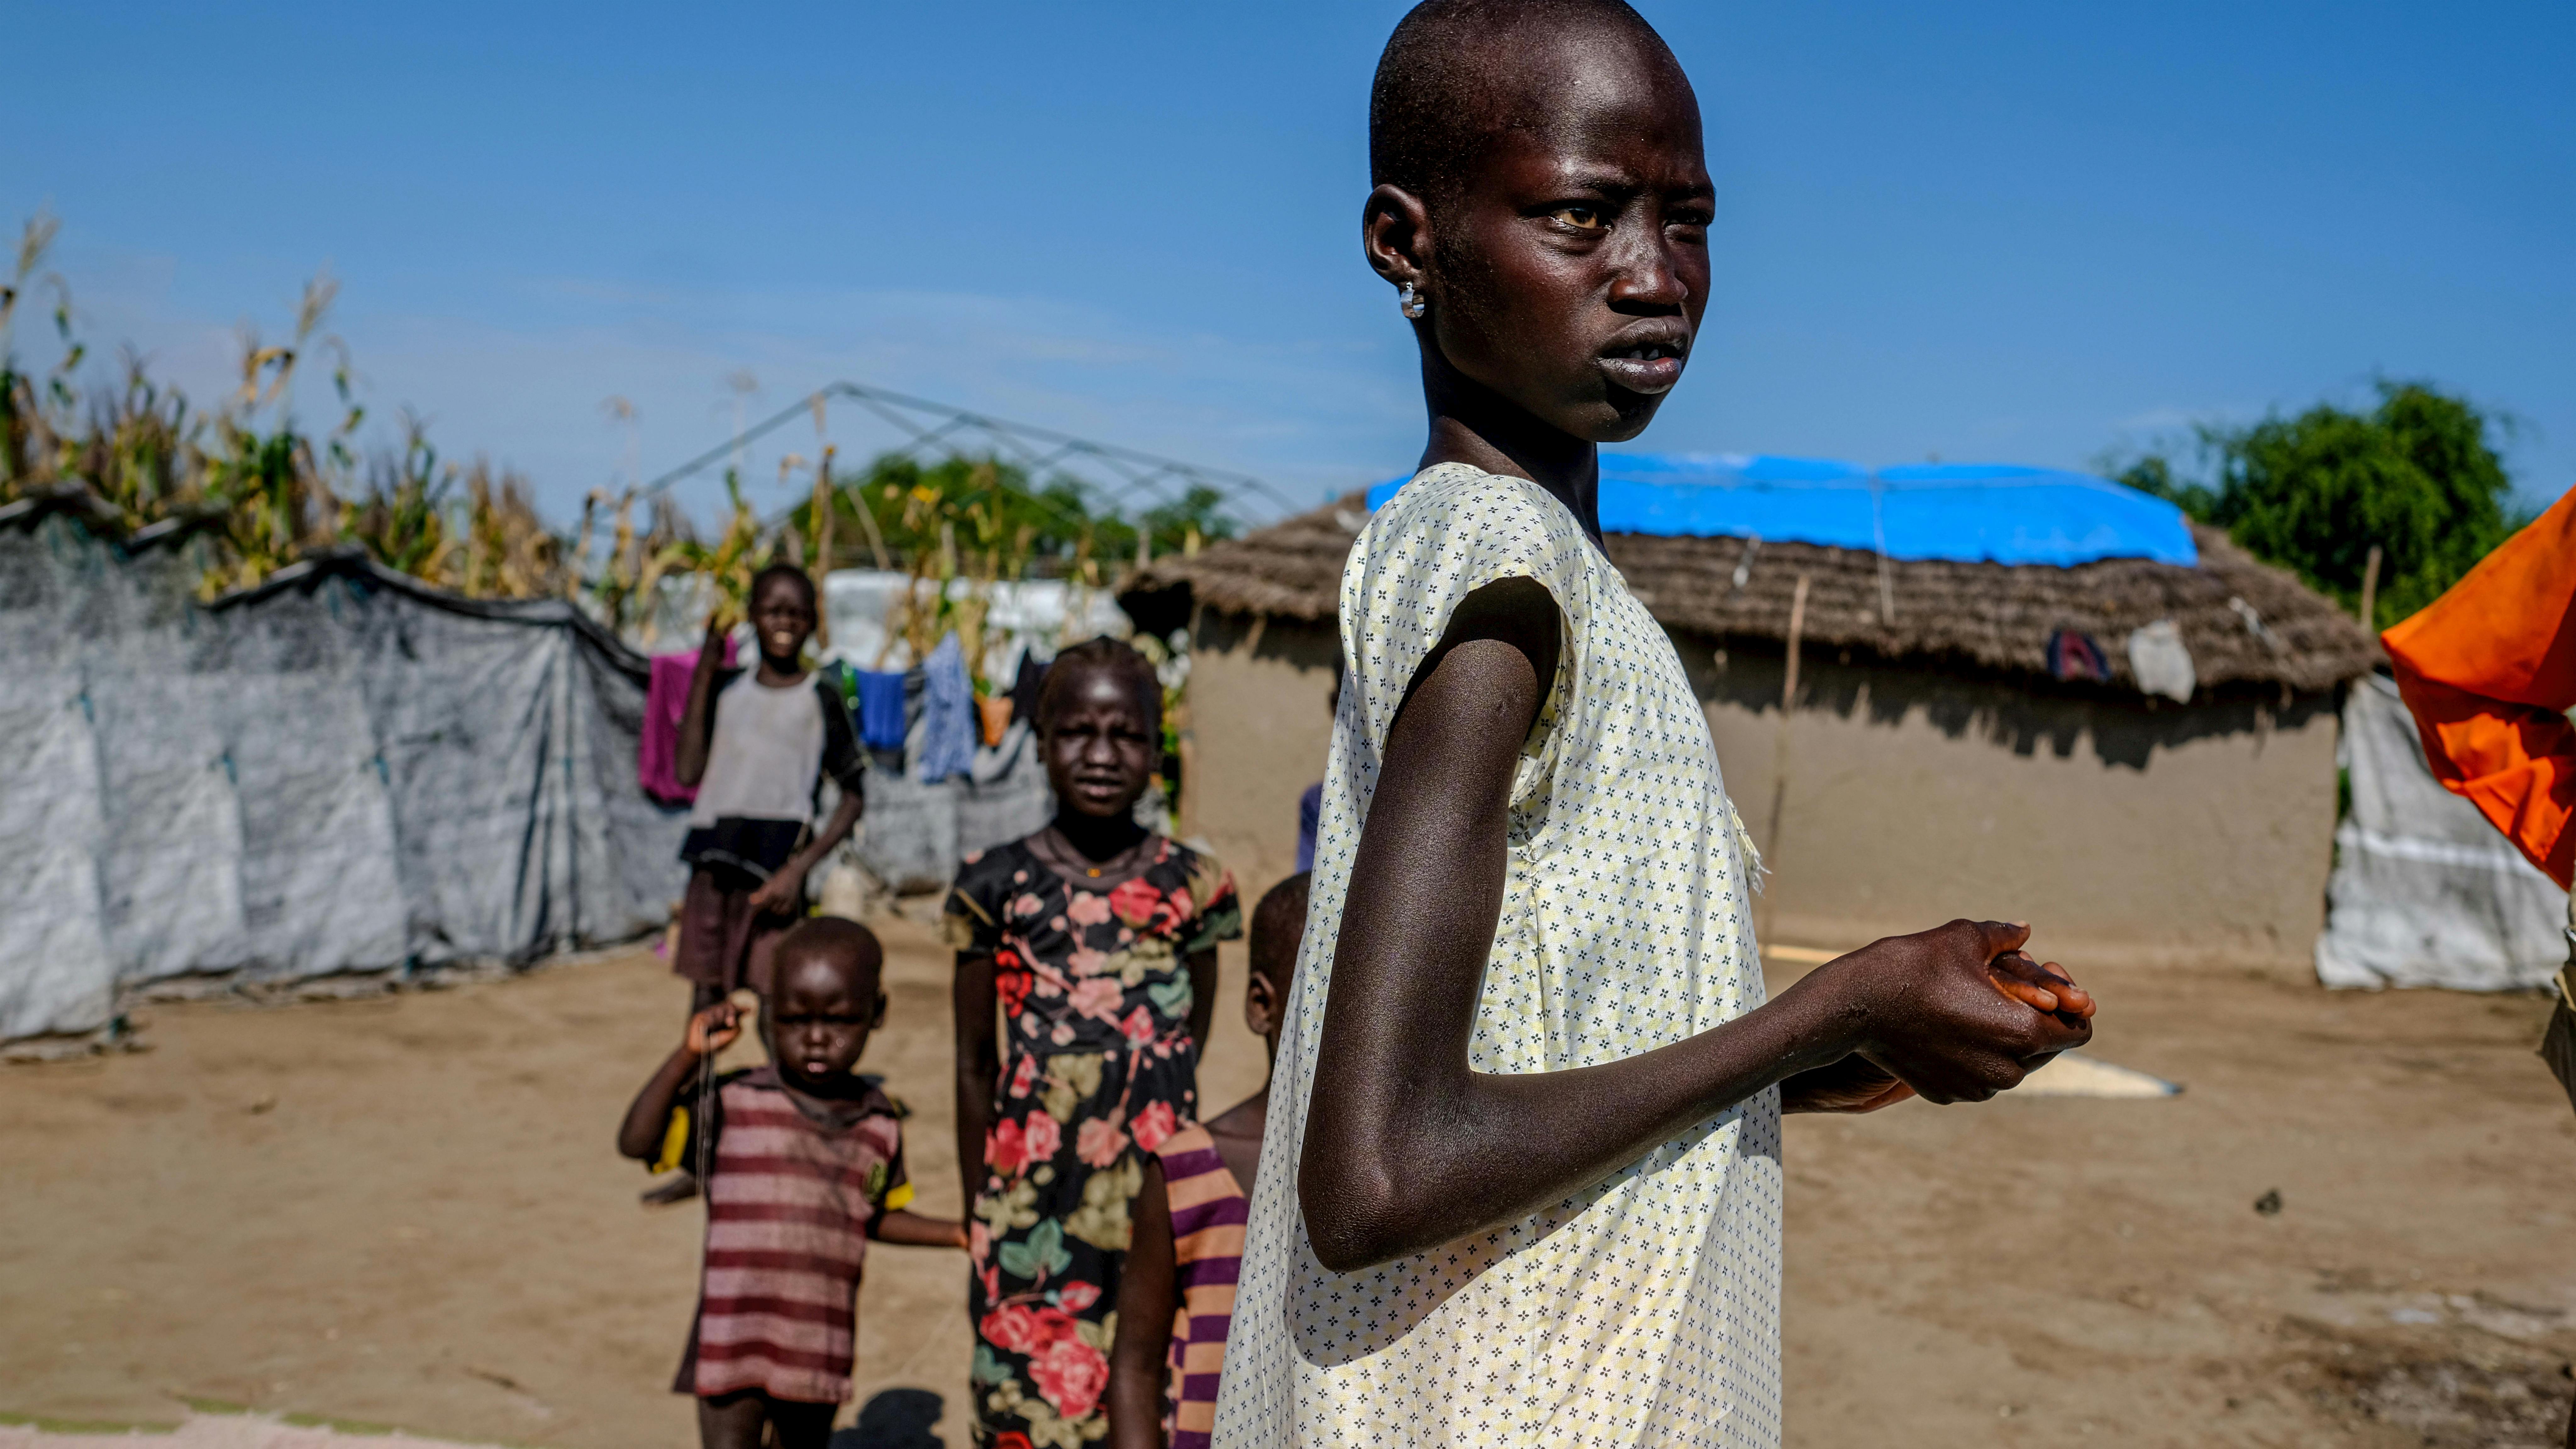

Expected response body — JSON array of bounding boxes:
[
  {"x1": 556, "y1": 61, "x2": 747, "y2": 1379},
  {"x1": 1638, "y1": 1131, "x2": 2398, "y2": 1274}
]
[
  {"x1": 0, "y1": 509, "x2": 688, "y2": 1041},
  {"x1": 2315, "y1": 673, "x2": 2570, "y2": 990},
  {"x1": 848, "y1": 723, "x2": 1056, "y2": 895}
]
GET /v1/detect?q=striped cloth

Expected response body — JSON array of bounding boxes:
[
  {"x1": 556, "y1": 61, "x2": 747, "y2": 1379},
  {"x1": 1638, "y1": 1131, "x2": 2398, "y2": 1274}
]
[
  {"x1": 1155, "y1": 1123, "x2": 1248, "y2": 1448},
  {"x1": 674, "y1": 1069, "x2": 911, "y2": 1404}
]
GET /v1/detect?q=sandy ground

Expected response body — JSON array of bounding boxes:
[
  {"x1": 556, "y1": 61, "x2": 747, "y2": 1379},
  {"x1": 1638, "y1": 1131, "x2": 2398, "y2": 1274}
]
[{"x1": 5, "y1": 913, "x2": 2574, "y2": 1449}]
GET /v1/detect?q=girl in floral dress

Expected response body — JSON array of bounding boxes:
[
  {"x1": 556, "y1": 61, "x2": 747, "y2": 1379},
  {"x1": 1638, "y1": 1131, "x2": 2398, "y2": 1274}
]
[{"x1": 947, "y1": 638, "x2": 1241, "y2": 1449}]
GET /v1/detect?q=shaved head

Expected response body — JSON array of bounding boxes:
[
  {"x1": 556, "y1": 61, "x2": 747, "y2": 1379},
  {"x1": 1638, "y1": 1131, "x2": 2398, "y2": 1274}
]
[
  {"x1": 1360, "y1": 0, "x2": 1712, "y2": 448},
  {"x1": 773, "y1": 916, "x2": 885, "y2": 998},
  {"x1": 1370, "y1": 0, "x2": 1687, "y2": 207}
]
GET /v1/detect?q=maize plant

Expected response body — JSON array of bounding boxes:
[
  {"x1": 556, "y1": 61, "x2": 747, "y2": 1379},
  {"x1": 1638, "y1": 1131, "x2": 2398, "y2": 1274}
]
[{"x1": 2, "y1": 209, "x2": 1234, "y2": 630}]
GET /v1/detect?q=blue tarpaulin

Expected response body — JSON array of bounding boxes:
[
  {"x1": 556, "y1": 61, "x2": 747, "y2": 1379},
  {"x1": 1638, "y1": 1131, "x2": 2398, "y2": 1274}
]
[{"x1": 1364, "y1": 453, "x2": 2198, "y2": 568}]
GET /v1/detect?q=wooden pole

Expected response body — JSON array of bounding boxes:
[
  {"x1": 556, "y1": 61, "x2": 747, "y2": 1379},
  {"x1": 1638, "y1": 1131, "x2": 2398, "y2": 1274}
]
[
  {"x1": 2358, "y1": 543, "x2": 2382, "y2": 631},
  {"x1": 1783, "y1": 577, "x2": 1808, "y2": 708},
  {"x1": 810, "y1": 446, "x2": 837, "y2": 648},
  {"x1": 853, "y1": 482, "x2": 892, "y2": 571},
  {"x1": 1759, "y1": 574, "x2": 1809, "y2": 947},
  {"x1": 1175, "y1": 598, "x2": 1205, "y2": 842}
]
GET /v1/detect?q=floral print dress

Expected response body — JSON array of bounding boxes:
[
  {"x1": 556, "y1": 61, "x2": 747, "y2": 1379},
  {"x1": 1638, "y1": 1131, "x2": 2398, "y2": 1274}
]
[{"x1": 946, "y1": 836, "x2": 1241, "y2": 1449}]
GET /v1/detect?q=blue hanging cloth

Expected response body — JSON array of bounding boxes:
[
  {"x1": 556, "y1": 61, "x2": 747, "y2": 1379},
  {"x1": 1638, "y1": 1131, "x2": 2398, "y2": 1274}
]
[
  {"x1": 916, "y1": 633, "x2": 978, "y2": 783},
  {"x1": 855, "y1": 669, "x2": 911, "y2": 752}
]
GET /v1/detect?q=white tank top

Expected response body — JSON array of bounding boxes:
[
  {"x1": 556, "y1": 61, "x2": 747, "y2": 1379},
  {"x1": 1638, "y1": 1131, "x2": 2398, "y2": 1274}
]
[{"x1": 686, "y1": 674, "x2": 825, "y2": 828}]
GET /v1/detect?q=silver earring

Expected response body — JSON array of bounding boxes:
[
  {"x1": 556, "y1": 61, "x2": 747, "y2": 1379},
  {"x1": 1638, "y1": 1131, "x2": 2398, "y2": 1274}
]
[{"x1": 1398, "y1": 282, "x2": 1426, "y2": 319}]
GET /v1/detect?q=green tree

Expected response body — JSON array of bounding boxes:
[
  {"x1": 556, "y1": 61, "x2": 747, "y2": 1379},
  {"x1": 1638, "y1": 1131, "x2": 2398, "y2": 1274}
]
[
  {"x1": 1137, "y1": 483, "x2": 1238, "y2": 554},
  {"x1": 800, "y1": 451, "x2": 1237, "y2": 576},
  {"x1": 2112, "y1": 382, "x2": 2524, "y2": 630}
]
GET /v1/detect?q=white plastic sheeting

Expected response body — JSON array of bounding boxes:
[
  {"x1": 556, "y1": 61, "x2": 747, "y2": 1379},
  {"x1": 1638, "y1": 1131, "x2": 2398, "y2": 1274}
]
[
  {"x1": 0, "y1": 517, "x2": 688, "y2": 1040},
  {"x1": 819, "y1": 569, "x2": 1129, "y2": 677},
  {"x1": 2314, "y1": 673, "x2": 2569, "y2": 990}
]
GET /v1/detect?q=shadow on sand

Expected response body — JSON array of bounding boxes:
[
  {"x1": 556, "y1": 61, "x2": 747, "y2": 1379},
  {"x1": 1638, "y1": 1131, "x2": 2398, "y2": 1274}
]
[{"x1": 830, "y1": 1388, "x2": 946, "y2": 1449}]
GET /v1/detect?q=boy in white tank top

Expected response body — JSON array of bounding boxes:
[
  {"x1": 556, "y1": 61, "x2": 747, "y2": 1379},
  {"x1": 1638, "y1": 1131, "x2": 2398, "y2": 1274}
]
[{"x1": 670, "y1": 564, "x2": 868, "y2": 1015}]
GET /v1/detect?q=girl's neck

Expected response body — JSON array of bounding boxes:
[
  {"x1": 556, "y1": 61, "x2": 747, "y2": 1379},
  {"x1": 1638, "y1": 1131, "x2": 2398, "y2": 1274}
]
[
  {"x1": 1417, "y1": 352, "x2": 1603, "y2": 545},
  {"x1": 1047, "y1": 810, "x2": 1149, "y2": 864},
  {"x1": 754, "y1": 651, "x2": 809, "y2": 687}
]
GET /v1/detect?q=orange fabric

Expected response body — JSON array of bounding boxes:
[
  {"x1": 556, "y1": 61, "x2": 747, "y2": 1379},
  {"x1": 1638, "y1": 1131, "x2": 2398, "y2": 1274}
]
[{"x1": 2381, "y1": 485, "x2": 2576, "y2": 890}]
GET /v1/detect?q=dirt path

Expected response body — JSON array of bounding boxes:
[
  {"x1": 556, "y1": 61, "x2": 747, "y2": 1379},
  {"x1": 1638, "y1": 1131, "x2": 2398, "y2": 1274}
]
[
  {"x1": 4, "y1": 918, "x2": 2572, "y2": 1448},
  {"x1": 1778, "y1": 956, "x2": 2576, "y2": 1447}
]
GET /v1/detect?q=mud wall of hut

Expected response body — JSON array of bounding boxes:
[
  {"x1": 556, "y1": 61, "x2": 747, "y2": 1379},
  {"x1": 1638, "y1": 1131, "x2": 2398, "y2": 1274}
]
[
  {"x1": 1184, "y1": 610, "x2": 2340, "y2": 970},
  {"x1": 1183, "y1": 611, "x2": 1342, "y2": 894},
  {"x1": 1684, "y1": 643, "x2": 2339, "y2": 971}
]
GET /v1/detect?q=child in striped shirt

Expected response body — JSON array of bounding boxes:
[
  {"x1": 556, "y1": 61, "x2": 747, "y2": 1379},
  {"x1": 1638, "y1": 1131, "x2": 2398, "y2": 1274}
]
[
  {"x1": 1107, "y1": 871, "x2": 1308, "y2": 1449},
  {"x1": 618, "y1": 917, "x2": 969, "y2": 1449}
]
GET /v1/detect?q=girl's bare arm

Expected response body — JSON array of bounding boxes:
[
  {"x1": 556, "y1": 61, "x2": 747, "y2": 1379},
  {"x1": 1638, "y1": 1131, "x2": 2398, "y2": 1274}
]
[
  {"x1": 873, "y1": 1210, "x2": 971, "y2": 1249},
  {"x1": 615, "y1": 1005, "x2": 738, "y2": 1160},
  {"x1": 1107, "y1": 1156, "x2": 1177, "y2": 1449},
  {"x1": 749, "y1": 785, "x2": 866, "y2": 915},
  {"x1": 674, "y1": 614, "x2": 730, "y2": 788},
  {"x1": 1299, "y1": 579, "x2": 2090, "y2": 1273},
  {"x1": 1184, "y1": 945, "x2": 1218, "y2": 1057},
  {"x1": 952, "y1": 952, "x2": 1002, "y2": 1210}
]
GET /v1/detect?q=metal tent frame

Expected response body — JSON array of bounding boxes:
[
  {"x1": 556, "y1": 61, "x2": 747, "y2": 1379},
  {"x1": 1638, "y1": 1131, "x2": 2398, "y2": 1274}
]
[{"x1": 637, "y1": 380, "x2": 1301, "y2": 525}]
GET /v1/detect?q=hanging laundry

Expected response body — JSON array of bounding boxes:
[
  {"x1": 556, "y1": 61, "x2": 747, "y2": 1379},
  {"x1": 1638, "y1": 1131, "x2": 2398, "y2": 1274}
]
[
  {"x1": 2127, "y1": 620, "x2": 2196, "y2": 703},
  {"x1": 2046, "y1": 630, "x2": 2110, "y2": 683},
  {"x1": 917, "y1": 632, "x2": 978, "y2": 784},
  {"x1": 1008, "y1": 652, "x2": 1049, "y2": 729},
  {"x1": 975, "y1": 693, "x2": 1014, "y2": 748},
  {"x1": 640, "y1": 638, "x2": 737, "y2": 805},
  {"x1": 2383, "y1": 483, "x2": 2576, "y2": 890},
  {"x1": 856, "y1": 668, "x2": 911, "y2": 753}
]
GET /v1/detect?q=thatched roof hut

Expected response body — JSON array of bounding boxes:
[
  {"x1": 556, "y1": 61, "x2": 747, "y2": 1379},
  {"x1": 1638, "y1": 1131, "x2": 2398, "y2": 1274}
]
[
  {"x1": 1123, "y1": 493, "x2": 2377, "y2": 700},
  {"x1": 1125, "y1": 490, "x2": 2379, "y2": 973}
]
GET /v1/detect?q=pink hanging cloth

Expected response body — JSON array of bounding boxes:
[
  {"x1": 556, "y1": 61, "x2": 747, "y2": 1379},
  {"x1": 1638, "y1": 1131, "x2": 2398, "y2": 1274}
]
[{"x1": 640, "y1": 640, "x2": 736, "y2": 805}]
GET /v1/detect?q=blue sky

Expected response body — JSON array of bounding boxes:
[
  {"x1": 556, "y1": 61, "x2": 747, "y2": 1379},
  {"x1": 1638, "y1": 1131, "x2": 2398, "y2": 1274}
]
[{"x1": 4, "y1": 0, "x2": 2569, "y2": 527}]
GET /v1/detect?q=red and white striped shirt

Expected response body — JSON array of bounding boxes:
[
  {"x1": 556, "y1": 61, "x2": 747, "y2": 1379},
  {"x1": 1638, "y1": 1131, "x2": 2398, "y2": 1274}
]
[{"x1": 675, "y1": 1069, "x2": 911, "y2": 1404}]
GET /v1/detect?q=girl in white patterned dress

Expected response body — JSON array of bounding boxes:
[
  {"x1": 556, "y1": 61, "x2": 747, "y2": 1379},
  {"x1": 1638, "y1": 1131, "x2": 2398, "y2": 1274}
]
[{"x1": 1213, "y1": 4, "x2": 2096, "y2": 1446}]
